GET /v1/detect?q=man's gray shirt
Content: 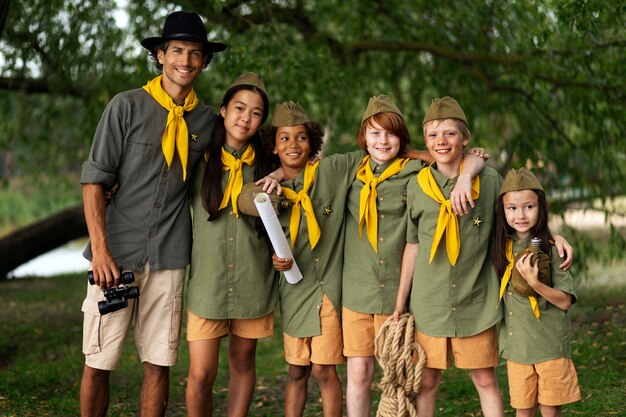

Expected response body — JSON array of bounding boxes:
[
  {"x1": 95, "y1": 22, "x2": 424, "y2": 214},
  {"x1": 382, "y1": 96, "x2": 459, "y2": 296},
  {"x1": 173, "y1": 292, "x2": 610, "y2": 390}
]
[{"x1": 80, "y1": 87, "x2": 216, "y2": 271}]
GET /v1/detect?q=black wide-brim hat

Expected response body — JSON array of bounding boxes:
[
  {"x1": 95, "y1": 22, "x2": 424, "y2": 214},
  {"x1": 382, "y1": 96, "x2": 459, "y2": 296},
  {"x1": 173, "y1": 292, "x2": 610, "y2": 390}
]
[{"x1": 141, "y1": 11, "x2": 227, "y2": 53}]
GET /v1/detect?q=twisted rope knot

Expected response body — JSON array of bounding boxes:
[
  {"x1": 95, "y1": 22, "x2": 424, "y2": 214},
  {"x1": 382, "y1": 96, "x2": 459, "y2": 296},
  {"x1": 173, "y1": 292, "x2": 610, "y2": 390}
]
[{"x1": 374, "y1": 313, "x2": 426, "y2": 417}]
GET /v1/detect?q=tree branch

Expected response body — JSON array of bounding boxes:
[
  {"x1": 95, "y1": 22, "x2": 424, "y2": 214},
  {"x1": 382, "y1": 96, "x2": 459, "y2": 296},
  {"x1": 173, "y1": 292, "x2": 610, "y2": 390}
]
[{"x1": 0, "y1": 76, "x2": 88, "y2": 97}]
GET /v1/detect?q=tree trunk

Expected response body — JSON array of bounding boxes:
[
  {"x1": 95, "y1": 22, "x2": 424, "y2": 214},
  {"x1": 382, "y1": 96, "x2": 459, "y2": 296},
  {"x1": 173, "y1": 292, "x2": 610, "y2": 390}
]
[{"x1": 0, "y1": 205, "x2": 87, "y2": 278}]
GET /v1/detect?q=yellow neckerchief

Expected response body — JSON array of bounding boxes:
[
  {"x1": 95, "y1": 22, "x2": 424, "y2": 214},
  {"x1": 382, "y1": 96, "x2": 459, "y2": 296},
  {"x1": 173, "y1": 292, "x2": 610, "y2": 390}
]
[
  {"x1": 417, "y1": 163, "x2": 480, "y2": 266},
  {"x1": 282, "y1": 161, "x2": 321, "y2": 250},
  {"x1": 499, "y1": 237, "x2": 541, "y2": 319},
  {"x1": 218, "y1": 145, "x2": 256, "y2": 217},
  {"x1": 143, "y1": 75, "x2": 198, "y2": 181},
  {"x1": 356, "y1": 155, "x2": 409, "y2": 252}
]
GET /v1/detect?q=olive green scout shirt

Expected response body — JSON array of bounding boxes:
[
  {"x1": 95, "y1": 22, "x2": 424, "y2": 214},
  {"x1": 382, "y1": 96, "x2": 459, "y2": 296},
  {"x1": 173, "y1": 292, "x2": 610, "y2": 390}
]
[
  {"x1": 406, "y1": 166, "x2": 503, "y2": 337},
  {"x1": 500, "y1": 235, "x2": 577, "y2": 364},
  {"x1": 343, "y1": 158, "x2": 427, "y2": 314},
  {"x1": 187, "y1": 144, "x2": 278, "y2": 320},
  {"x1": 80, "y1": 88, "x2": 216, "y2": 271},
  {"x1": 278, "y1": 152, "x2": 363, "y2": 338}
]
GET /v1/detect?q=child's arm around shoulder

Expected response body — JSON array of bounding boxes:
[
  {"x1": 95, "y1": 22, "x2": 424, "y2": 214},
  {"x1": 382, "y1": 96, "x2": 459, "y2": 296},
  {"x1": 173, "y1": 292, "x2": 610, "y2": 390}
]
[{"x1": 515, "y1": 253, "x2": 573, "y2": 311}]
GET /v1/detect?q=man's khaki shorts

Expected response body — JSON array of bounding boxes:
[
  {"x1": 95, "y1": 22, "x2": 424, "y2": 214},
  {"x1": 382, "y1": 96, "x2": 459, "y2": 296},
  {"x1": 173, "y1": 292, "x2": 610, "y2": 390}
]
[
  {"x1": 415, "y1": 326, "x2": 499, "y2": 370},
  {"x1": 283, "y1": 294, "x2": 344, "y2": 366},
  {"x1": 81, "y1": 264, "x2": 185, "y2": 370},
  {"x1": 186, "y1": 310, "x2": 274, "y2": 341},
  {"x1": 342, "y1": 306, "x2": 391, "y2": 357},
  {"x1": 507, "y1": 358, "x2": 581, "y2": 409}
]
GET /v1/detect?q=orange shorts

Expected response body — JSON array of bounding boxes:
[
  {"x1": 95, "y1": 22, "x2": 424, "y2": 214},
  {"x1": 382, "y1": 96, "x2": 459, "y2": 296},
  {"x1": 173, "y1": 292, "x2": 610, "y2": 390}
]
[
  {"x1": 415, "y1": 326, "x2": 499, "y2": 370},
  {"x1": 186, "y1": 310, "x2": 274, "y2": 341},
  {"x1": 342, "y1": 307, "x2": 391, "y2": 357},
  {"x1": 283, "y1": 295, "x2": 344, "y2": 366},
  {"x1": 507, "y1": 358, "x2": 581, "y2": 409}
]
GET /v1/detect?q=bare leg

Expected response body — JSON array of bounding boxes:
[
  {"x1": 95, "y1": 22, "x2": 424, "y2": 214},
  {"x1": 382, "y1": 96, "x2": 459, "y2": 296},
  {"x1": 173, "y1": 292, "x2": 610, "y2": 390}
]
[
  {"x1": 417, "y1": 367, "x2": 442, "y2": 417},
  {"x1": 311, "y1": 364, "x2": 343, "y2": 417},
  {"x1": 538, "y1": 404, "x2": 561, "y2": 417},
  {"x1": 346, "y1": 356, "x2": 375, "y2": 417},
  {"x1": 470, "y1": 367, "x2": 504, "y2": 417},
  {"x1": 285, "y1": 364, "x2": 311, "y2": 417},
  {"x1": 186, "y1": 338, "x2": 222, "y2": 417},
  {"x1": 80, "y1": 365, "x2": 110, "y2": 417},
  {"x1": 227, "y1": 334, "x2": 258, "y2": 417},
  {"x1": 140, "y1": 362, "x2": 169, "y2": 417},
  {"x1": 515, "y1": 406, "x2": 537, "y2": 417}
]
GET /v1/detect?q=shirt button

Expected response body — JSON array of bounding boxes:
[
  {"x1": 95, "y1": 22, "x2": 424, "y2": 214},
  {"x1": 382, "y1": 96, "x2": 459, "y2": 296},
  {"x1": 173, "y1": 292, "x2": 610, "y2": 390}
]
[
  {"x1": 379, "y1": 260, "x2": 384, "y2": 265},
  {"x1": 508, "y1": 291, "x2": 513, "y2": 296},
  {"x1": 154, "y1": 202, "x2": 161, "y2": 208},
  {"x1": 379, "y1": 197, "x2": 384, "y2": 201},
  {"x1": 315, "y1": 258, "x2": 320, "y2": 263},
  {"x1": 509, "y1": 332, "x2": 513, "y2": 336},
  {"x1": 451, "y1": 283, "x2": 456, "y2": 289},
  {"x1": 229, "y1": 288, "x2": 233, "y2": 292},
  {"x1": 380, "y1": 284, "x2": 385, "y2": 288},
  {"x1": 509, "y1": 311, "x2": 513, "y2": 315},
  {"x1": 163, "y1": 171, "x2": 168, "y2": 177},
  {"x1": 229, "y1": 211, "x2": 234, "y2": 215},
  {"x1": 228, "y1": 264, "x2": 234, "y2": 269},
  {"x1": 316, "y1": 305, "x2": 320, "y2": 309},
  {"x1": 320, "y1": 281, "x2": 324, "y2": 285},
  {"x1": 380, "y1": 214, "x2": 385, "y2": 219},
  {"x1": 452, "y1": 307, "x2": 457, "y2": 312},
  {"x1": 148, "y1": 232, "x2": 154, "y2": 238},
  {"x1": 229, "y1": 237, "x2": 234, "y2": 241}
]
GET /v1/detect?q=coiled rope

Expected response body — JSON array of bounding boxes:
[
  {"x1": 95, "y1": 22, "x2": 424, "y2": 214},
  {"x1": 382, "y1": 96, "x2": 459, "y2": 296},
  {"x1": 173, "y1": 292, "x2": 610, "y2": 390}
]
[{"x1": 374, "y1": 313, "x2": 426, "y2": 417}]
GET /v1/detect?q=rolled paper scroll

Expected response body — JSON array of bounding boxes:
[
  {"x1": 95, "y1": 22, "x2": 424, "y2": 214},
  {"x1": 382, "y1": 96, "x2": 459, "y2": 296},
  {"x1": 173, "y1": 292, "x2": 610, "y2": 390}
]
[{"x1": 254, "y1": 192, "x2": 303, "y2": 284}]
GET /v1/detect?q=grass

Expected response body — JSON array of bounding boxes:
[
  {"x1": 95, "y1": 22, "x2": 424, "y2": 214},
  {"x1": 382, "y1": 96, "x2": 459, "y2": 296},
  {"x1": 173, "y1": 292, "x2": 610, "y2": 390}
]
[{"x1": 0, "y1": 265, "x2": 624, "y2": 417}]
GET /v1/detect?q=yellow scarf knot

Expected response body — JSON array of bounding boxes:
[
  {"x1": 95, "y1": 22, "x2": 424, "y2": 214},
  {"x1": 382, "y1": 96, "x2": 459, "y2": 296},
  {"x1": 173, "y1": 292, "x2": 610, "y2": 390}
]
[
  {"x1": 356, "y1": 155, "x2": 409, "y2": 252},
  {"x1": 219, "y1": 145, "x2": 256, "y2": 217},
  {"x1": 499, "y1": 238, "x2": 541, "y2": 319},
  {"x1": 142, "y1": 75, "x2": 198, "y2": 181},
  {"x1": 417, "y1": 164, "x2": 480, "y2": 266},
  {"x1": 282, "y1": 161, "x2": 321, "y2": 250}
]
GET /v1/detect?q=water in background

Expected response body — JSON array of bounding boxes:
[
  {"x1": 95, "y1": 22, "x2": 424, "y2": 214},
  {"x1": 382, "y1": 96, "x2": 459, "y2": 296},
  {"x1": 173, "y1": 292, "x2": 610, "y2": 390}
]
[{"x1": 8, "y1": 241, "x2": 89, "y2": 278}]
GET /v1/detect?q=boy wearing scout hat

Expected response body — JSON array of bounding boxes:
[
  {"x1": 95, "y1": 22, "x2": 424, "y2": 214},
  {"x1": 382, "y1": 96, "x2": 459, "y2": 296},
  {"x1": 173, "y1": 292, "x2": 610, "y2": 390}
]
[
  {"x1": 265, "y1": 100, "x2": 365, "y2": 417},
  {"x1": 493, "y1": 168, "x2": 580, "y2": 415},
  {"x1": 393, "y1": 96, "x2": 507, "y2": 417},
  {"x1": 79, "y1": 11, "x2": 225, "y2": 417},
  {"x1": 186, "y1": 72, "x2": 278, "y2": 417}
]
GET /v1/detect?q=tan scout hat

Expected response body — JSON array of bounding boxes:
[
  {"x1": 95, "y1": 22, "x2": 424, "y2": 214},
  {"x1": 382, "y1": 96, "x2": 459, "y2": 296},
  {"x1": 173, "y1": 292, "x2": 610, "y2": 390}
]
[
  {"x1": 272, "y1": 101, "x2": 310, "y2": 127},
  {"x1": 361, "y1": 94, "x2": 404, "y2": 123},
  {"x1": 228, "y1": 72, "x2": 267, "y2": 94},
  {"x1": 499, "y1": 167, "x2": 544, "y2": 197},
  {"x1": 422, "y1": 96, "x2": 467, "y2": 126}
]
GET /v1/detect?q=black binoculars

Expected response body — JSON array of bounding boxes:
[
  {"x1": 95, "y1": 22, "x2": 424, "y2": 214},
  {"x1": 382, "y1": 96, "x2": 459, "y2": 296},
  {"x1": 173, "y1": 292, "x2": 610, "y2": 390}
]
[{"x1": 87, "y1": 268, "x2": 140, "y2": 315}]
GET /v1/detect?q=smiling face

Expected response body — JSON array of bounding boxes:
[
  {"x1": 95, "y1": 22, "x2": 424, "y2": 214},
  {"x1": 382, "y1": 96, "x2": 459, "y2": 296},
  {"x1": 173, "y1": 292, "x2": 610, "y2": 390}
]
[
  {"x1": 502, "y1": 189, "x2": 540, "y2": 238},
  {"x1": 423, "y1": 118, "x2": 469, "y2": 177},
  {"x1": 220, "y1": 89, "x2": 265, "y2": 150},
  {"x1": 364, "y1": 119, "x2": 401, "y2": 164},
  {"x1": 157, "y1": 40, "x2": 206, "y2": 102},
  {"x1": 274, "y1": 125, "x2": 310, "y2": 180}
]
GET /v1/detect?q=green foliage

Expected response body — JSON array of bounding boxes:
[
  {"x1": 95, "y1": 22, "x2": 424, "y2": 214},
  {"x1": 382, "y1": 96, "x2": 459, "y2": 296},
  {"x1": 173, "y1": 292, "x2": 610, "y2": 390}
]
[{"x1": 0, "y1": 0, "x2": 623, "y2": 240}]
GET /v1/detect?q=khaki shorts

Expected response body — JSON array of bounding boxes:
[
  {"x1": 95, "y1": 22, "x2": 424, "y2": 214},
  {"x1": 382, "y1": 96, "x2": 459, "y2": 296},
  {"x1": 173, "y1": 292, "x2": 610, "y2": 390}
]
[
  {"x1": 283, "y1": 295, "x2": 344, "y2": 366},
  {"x1": 81, "y1": 263, "x2": 185, "y2": 370},
  {"x1": 342, "y1": 307, "x2": 391, "y2": 357},
  {"x1": 507, "y1": 358, "x2": 581, "y2": 409},
  {"x1": 186, "y1": 310, "x2": 274, "y2": 341},
  {"x1": 415, "y1": 326, "x2": 499, "y2": 370}
]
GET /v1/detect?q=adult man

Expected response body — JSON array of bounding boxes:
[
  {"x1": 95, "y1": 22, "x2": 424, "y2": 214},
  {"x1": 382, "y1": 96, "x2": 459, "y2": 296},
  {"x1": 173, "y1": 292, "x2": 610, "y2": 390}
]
[{"x1": 79, "y1": 11, "x2": 226, "y2": 417}]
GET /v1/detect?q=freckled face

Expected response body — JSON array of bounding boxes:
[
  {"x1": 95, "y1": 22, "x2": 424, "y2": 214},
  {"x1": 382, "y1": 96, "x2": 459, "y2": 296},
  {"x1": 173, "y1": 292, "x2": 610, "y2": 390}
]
[
  {"x1": 220, "y1": 90, "x2": 265, "y2": 149},
  {"x1": 365, "y1": 120, "x2": 401, "y2": 164},
  {"x1": 424, "y1": 119, "x2": 469, "y2": 166},
  {"x1": 502, "y1": 189, "x2": 540, "y2": 238},
  {"x1": 274, "y1": 125, "x2": 310, "y2": 174}
]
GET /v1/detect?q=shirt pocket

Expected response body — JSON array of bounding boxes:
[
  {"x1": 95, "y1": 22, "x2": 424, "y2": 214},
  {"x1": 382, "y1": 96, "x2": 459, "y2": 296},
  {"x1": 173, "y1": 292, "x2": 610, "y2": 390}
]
[{"x1": 119, "y1": 139, "x2": 154, "y2": 179}]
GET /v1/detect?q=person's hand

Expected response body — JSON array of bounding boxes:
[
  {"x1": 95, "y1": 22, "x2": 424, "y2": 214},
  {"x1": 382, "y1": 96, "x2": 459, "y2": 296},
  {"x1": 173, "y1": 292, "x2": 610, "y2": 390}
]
[
  {"x1": 309, "y1": 152, "x2": 323, "y2": 164},
  {"x1": 553, "y1": 234, "x2": 573, "y2": 270},
  {"x1": 449, "y1": 173, "x2": 475, "y2": 216},
  {"x1": 272, "y1": 252, "x2": 293, "y2": 272},
  {"x1": 89, "y1": 250, "x2": 119, "y2": 290},
  {"x1": 392, "y1": 307, "x2": 405, "y2": 323},
  {"x1": 515, "y1": 253, "x2": 539, "y2": 287},
  {"x1": 467, "y1": 147, "x2": 489, "y2": 161},
  {"x1": 256, "y1": 175, "x2": 282, "y2": 195}
]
